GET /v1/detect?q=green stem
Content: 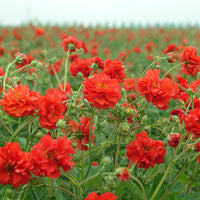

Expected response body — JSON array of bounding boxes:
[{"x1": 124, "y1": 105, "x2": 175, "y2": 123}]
[
  {"x1": 78, "y1": 174, "x2": 99, "y2": 197},
  {"x1": 123, "y1": 96, "x2": 144, "y2": 111},
  {"x1": 174, "y1": 138, "x2": 200, "y2": 162},
  {"x1": 10, "y1": 64, "x2": 32, "y2": 75},
  {"x1": 36, "y1": 184, "x2": 80, "y2": 200},
  {"x1": 84, "y1": 111, "x2": 95, "y2": 179},
  {"x1": 162, "y1": 61, "x2": 186, "y2": 79},
  {"x1": 114, "y1": 136, "x2": 121, "y2": 172},
  {"x1": 66, "y1": 172, "x2": 80, "y2": 186},
  {"x1": 48, "y1": 178, "x2": 53, "y2": 198},
  {"x1": 150, "y1": 137, "x2": 182, "y2": 200},
  {"x1": 145, "y1": 168, "x2": 165, "y2": 185},
  {"x1": 50, "y1": 64, "x2": 62, "y2": 89},
  {"x1": 9, "y1": 115, "x2": 37, "y2": 142},
  {"x1": 73, "y1": 83, "x2": 85, "y2": 105},
  {"x1": 129, "y1": 174, "x2": 147, "y2": 200},
  {"x1": 64, "y1": 50, "x2": 70, "y2": 92},
  {"x1": 161, "y1": 167, "x2": 185, "y2": 200},
  {"x1": 7, "y1": 114, "x2": 13, "y2": 133},
  {"x1": 0, "y1": 118, "x2": 13, "y2": 135},
  {"x1": 3, "y1": 60, "x2": 16, "y2": 93},
  {"x1": 21, "y1": 186, "x2": 30, "y2": 200},
  {"x1": 142, "y1": 57, "x2": 167, "y2": 78},
  {"x1": 93, "y1": 127, "x2": 116, "y2": 159}
]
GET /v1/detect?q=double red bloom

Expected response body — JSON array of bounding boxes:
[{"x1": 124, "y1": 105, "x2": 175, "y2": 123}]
[
  {"x1": 0, "y1": 85, "x2": 41, "y2": 118},
  {"x1": 62, "y1": 35, "x2": 88, "y2": 53},
  {"x1": 127, "y1": 131, "x2": 166, "y2": 169},
  {"x1": 38, "y1": 88, "x2": 68, "y2": 129},
  {"x1": 137, "y1": 69, "x2": 175, "y2": 110},
  {"x1": 83, "y1": 73, "x2": 122, "y2": 109},
  {"x1": 0, "y1": 142, "x2": 32, "y2": 188},
  {"x1": 180, "y1": 46, "x2": 200, "y2": 76},
  {"x1": 103, "y1": 59, "x2": 127, "y2": 83},
  {"x1": 183, "y1": 108, "x2": 200, "y2": 138},
  {"x1": 30, "y1": 135, "x2": 76, "y2": 179},
  {"x1": 70, "y1": 58, "x2": 93, "y2": 78}
]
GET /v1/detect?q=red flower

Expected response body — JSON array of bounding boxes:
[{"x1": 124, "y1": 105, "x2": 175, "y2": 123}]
[
  {"x1": 163, "y1": 43, "x2": 179, "y2": 54},
  {"x1": 100, "y1": 192, "x2": 119, "y2": 200},
  {"x1": 92, "y1": 161, "x2": 98, "y2": 166},
  {"x1": 48, "y1": 59, "x2": 63, "y2": 75},
  {"x1": 145, "y1": 42, "x2": 156, "y2": 52},
  {"x1": 62, "y1": 35, "x2": 88, "y2": 53},
  {"x1": 103, "y1": 59, "x2": 127, "y2": 83},
  {"x1": 30, "y1": 135, "x2": 76, "y2": 179},
  {"x1": 168, "y1": 134, "x2": 181, "y2": 147},
  {"x1": 84, "y1": 192, "x2": 100, "y2": 200},
  {"x1": 0, "y1": 85, "x2": 41, "y2": 118},
  {"x1": 38, "y1": 88, "x2": 66, "y2": 129},
  {"x1": 123, "y1": 78, "x2": 136, "y2": 92},
  {"x1": 137, "y1": 69, "x2": 175, "y2": 110},
  {"x1": 117, "y1": 168, "x2": 130, "y2": 181},
  {"x1": 127, "y1": 131, "x2": 166, "y2": 169},
  {"x1": 180, "y1": 46, "x2": 200, "y2": 76},
  {"x1": 171, "y1": 109, "x2": 185, "y2": 123},
  {"x1": 35, "y1": 27, "x2": 45, "y2": 37},
  {"x1": 84, "y1": 192, "x2": 118, "y2": 200},
  {"x1": 69, "y1": 116, "x2": 95, "y2": 151},
  {"x1": 93, "y1": 56, "x2": 104, "y2": 70},
  {"x1": 70, "y1": 58, "x2": 93, "y2": 78},
  {"x1": 0, "y1": 142, "x2": 32, "y2": 188},
  {"x1": 83, "y1": 73, "x2": 122, "y2": 109},
  {"x1": 183, "y1": 109, "x2": 200, "y2": 137}
]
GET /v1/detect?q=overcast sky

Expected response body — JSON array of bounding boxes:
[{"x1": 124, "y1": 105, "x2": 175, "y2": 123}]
[{"x1": 1, "y1": 0, "x2": 200, "y2": 26}]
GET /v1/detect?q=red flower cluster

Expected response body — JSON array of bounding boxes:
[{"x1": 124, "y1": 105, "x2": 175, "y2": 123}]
[
  {"x1": 68, "y1": 116, "x2": 95, "y2": 151},
  {"x1": 163, "y1": 43, "x2": 179, "y2": 54},
  {"x1": 83, "y1": 73, "x2": 122, "y2": 109},
  {"x1": 103, "y1": 59, "x2": 127, "y2": 83},
  {"x1": 137, "y1": 69, "x2": 175, "y2": 110},
  {"x1": 0, "y1": 85, "x2": 41, "y2": 118},
  {"x1": 70, "y1": 58, "x2": 93, "y2": 77},
  {"x1": 183, "y1": 109, "x2": 200, "y2": 137},
  {"x1": 30, "y1": 135, "x2": 76, "y2": 179},
  {"x1": 85, "y1": 192, "x2": 118, "y2": 200},
  {"x1": 180, "y1": 46, "x2": 200, "y2": 76},
  {"x1": 0, "y1": 142, "x2": 32, "y2": 188},
  {"x1": 127, "y1": 131, "x2": 166, "y2": 169},
  {"x1": 62, "y1": 35, "x2": 88, "y2": 53},
  {"x1": 38, "y1": 88, "x2": 68, "y2": 129}
]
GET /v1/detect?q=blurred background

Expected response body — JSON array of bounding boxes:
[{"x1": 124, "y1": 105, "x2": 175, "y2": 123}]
[{"x1": 1, "y1": 0, "x2": 200, "y2": 26}]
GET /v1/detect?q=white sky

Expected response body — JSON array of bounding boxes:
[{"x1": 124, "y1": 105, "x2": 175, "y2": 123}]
[{"x1": 0, "y1": 0, "x2": 200, "y2": 26}]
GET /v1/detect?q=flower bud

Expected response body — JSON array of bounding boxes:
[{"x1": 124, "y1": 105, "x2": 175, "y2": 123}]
[
  {"x1": 56, "y1": 119, "x2": 66, "y2": 129},
  {"x1": 127, "y1": 94, "x2": 136, "y2": 103},
  {"x1": 167, "y1": 53, "x2": 175, "y2": 63},
  {"x1": 31, "y1": 60, "x2": 38, "y2": 67}
]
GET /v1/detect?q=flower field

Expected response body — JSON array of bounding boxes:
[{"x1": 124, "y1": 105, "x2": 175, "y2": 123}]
[{"x1": 0, "y1": 24, "x2": 200, "y2": 199}]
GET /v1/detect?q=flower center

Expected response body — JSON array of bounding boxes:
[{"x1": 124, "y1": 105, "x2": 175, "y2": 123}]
[
  {"x1": 44, "y1": 150, "x2": 57, "y2": 160},
  {"x1": 98, "y1": 83, "x2": 108, "y2": 89},
  {"x1": 5, "y1": 162, "x2": 15, "y2": 175}
]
